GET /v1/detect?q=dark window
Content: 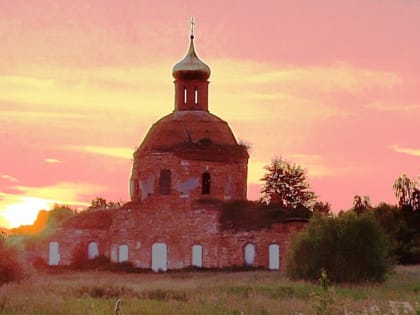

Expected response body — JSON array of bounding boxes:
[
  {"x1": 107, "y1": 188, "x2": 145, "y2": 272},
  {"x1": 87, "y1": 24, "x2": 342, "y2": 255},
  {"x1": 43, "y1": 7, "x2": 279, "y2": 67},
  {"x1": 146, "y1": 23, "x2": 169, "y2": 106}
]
[
  {"x1": 159, "y1": 169, "x2": 171, "y2": 195},
  {"x1": 202, "y1": 172, "x2": 210, "y2": 194}
]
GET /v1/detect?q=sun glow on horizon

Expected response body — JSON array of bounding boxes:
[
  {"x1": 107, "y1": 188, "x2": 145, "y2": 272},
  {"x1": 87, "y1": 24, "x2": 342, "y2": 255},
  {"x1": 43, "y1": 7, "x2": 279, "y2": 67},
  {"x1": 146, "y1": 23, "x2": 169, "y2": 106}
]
[{"x1": 1, "y1": 197, "x2": 55, "y2": 229}]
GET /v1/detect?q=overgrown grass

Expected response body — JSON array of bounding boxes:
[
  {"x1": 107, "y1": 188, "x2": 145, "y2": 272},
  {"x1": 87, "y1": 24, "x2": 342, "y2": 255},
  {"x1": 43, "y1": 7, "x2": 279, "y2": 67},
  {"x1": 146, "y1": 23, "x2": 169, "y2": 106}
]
[{"x1": 0, "y1": 265, "x2": 418, "y2": 314}]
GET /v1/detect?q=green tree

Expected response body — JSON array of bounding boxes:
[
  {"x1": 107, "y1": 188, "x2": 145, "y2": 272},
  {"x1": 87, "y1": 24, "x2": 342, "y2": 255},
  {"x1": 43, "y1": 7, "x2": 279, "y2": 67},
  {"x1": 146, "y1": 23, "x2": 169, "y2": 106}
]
[
  {"x1": 260, "y1": 157, "x2": 316, "y2": 208},
  {"x1": 393, "y1": 174, "x2": 417, "y2": 207},
  {"x1": 410, "y1": 188, "x2": 420, "y2": 211},
  {"x1": 352, "y1": 195, "x2": 371, "y2": 215},
  {"x1": 369, "y1": 202, "x2": 419, "y2": 264},
  {"x1": 286, "y1": 212, "x2": 392, "y2": 283},
  {"x1": 0, "y1": 234, "x2": 23, "y2": 285},
  {"x1": 313, "y1": 201, "x2": 332, "y2": 216}
]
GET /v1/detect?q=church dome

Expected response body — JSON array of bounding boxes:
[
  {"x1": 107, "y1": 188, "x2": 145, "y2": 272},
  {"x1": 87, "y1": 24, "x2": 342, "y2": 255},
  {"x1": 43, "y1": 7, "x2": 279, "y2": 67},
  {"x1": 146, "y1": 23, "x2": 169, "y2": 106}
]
[
  {"x1": 172, "y1": 35, "x2": 211, "y2": 81},
  {"x1": 136, "y1": 111, "x2": 239, "y2": 159}
]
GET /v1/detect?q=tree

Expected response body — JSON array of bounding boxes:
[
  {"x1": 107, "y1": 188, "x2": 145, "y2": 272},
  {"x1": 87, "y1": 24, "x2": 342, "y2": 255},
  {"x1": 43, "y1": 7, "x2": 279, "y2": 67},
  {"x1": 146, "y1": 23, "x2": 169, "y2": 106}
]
[
  {"x1": 352, "y1": 195, "x2": 371, "y2": 215},
  {"x1": 313, "y1": 201, "x2": 332, "y2": 216},
  {"x1": 88, "y1": 197, "x2": 122, "y2": 210},
  {"x1": 260, "y1": 157, "x2": 316, "y2": 208},
  {"x1": 286, "y1": 212, "x2": 392, "y2": 283},
  {"x1": 393, "y1": 174, "x2": 416, "y2": 207},
  {"x1": 411, "y1": 188, "x2": 420, "y2": 211},
  {"x1": 0, "y1": 234, "x2": 23, "y2": 285}
]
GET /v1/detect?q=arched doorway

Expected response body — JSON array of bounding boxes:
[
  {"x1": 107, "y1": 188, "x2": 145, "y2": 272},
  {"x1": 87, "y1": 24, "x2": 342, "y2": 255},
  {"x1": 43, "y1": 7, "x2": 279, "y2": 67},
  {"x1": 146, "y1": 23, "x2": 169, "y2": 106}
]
[
  {"x1": 244, "y1": 243, "x2": 256, "y2": 266},
  {"x1": 48, "y1": 241, "x2": 60, "y2": 266},
  {"x1": 192, "y1": 244, "x2": 203, "y2": 268},
  {"x1": 152, "y1": 243, "x2": 167, "y2": 272},
  {"x1": 118, "y1": 244, "x2": 129, "y2": 263},
  {"x1": 87, "y1": 241, "x2": 99, "y2": 260},
  {"x1": 269, "y1": 244, "x2": 280, "y2": 270}
]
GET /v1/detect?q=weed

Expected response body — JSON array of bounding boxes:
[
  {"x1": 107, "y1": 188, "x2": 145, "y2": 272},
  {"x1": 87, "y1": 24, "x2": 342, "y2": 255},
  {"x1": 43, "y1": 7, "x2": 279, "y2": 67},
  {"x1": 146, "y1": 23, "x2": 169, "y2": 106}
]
[{"x1": 312, "y1": 269, "x2": 338, "y2": 315}]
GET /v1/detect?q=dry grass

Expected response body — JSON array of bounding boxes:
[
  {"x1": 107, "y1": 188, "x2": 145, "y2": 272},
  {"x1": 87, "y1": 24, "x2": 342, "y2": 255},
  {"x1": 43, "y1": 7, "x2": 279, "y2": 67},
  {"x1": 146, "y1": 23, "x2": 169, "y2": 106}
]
[{"x1": 0, "y1": 265, "x2": 418, "y2": 314}]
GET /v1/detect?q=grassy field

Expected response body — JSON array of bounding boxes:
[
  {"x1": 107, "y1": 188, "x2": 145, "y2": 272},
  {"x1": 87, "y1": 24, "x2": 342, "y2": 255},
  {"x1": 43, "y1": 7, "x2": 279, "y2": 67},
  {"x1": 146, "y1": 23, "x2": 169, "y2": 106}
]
[{"x1": 0, "y1": 265, "x2": 418, "y2": 315}]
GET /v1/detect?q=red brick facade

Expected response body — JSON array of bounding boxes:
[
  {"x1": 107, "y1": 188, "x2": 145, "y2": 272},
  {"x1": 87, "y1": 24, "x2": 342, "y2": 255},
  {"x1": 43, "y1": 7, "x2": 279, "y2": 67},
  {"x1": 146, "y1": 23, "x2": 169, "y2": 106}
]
[{"x1": 29, "y1": 29, "x2": 307, "y2": 272}]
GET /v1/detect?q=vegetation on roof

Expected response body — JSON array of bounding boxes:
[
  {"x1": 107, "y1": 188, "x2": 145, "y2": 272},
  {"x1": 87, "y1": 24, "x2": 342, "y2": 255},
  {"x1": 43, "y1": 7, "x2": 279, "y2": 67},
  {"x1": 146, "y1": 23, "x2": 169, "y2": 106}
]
[{"x1": 219, "y1": 200, "x2": 310, "y2": 231}]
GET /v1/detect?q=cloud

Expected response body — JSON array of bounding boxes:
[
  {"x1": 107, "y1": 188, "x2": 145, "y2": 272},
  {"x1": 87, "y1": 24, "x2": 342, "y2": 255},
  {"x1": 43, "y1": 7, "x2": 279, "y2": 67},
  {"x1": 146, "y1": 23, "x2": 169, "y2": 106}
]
[
  {"x1": 44, "y1": 158, "x2": 61, "y2": 164},
  {"x1": 390, "y1": 144, "x2": 420, "y2": 157},
  {"x1": 0, "y1": 66, "x2": 172, "y2": 119},
  {"x1": 0, "y1": 109, "x2": 87, "y2": 122},
  {"x1": 0, "y1": 182, "x2": 107, "y2": 228},
  {"x1": 211, "y1": 59, "x2": 401, "y2": 94},
  {"x1": 366, "y1": 102, "x2": 420, "y2": 112},
  {"x1": 0, "y1": 174, "x2": 18, "y2": 182},
  {"x1": 288, "y1": 154, "x2": 336, "y2": 178},
  {"x1": 62, "y1": 145, "x2": 133, "y2": 159},
  {"x1": 10, "y1": 182, "x2": 106, "y2": 205}
]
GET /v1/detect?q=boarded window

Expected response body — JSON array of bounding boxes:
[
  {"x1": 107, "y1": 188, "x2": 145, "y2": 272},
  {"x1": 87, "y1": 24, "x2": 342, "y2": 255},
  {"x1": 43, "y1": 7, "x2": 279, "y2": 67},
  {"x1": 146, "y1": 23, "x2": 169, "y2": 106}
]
[
  {"x1": 48, "y1": 242, "x2": 60, "y2": 266},
  {"x1": 129, "y1": 178, "x2": 139, "y2": 200},
  {"x1": 88, "y1": 241, "x2": 99, "y2": 260},
  {"x1": 192, "y1": 244, "x2": 203, "y2": 268},
  {"x1": 152, "y1": 243, "x2": 167, "y2": 272},
  {"x1": 118, "y1": 244, "x2": 129, "y2": 263},
  {"x1": 269, "y1": 244, "x2": 280, "y2": 270},
  {"x1": 244, "y1": 243, "x2": 256, "y2": 266},
  {"x1": 159, "y1": 169, "x2": 171, "y2": 195},
  {"x1": 202, "y1": 172, "x2": 210, "y2": 194}
]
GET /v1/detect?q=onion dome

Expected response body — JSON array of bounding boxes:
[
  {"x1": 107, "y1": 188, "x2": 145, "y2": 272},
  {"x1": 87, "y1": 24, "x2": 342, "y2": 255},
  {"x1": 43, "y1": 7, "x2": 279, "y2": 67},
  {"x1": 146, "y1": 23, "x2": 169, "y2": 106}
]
[{"x1": 172, "y1": 30, "x2": 210, "y2": 81}]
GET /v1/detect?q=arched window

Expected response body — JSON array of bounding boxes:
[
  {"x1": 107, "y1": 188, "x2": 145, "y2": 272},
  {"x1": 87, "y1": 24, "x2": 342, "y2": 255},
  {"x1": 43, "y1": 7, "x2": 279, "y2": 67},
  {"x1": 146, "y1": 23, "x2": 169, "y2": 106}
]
[
  {"x1": 268, "y1": 244, "x2": 280, "y2": 270},
  {"x1": 48, "y1": 242, "x2": 60, "y2": 266},
  {"x1": 159, "y1": 169, "x2": 171, "y2": 195},
  {"x1": 118, "y1": 244, "x2": 129, "y2": 263},
  {"x1": 183, "y1": 87, "x2": 187, "y2": 104},
  {"x1": 192, "y1": 244, "x2": 203, "y2": 268},
  {"x1": 194, "y1": 87, "x2": 198, "y2": 105},
  {"x1": 202, "y1": 172, "x2": 210, "y2": 194},
  {"x1": 88, "y1": 241, "x2": 99, "y2": 260},
  {"x1": 244, "y1": 243, "x2": 255, "y2": 266},
  {"x1": 152, "y1": 243, "x2": 167, "y2": 272}
]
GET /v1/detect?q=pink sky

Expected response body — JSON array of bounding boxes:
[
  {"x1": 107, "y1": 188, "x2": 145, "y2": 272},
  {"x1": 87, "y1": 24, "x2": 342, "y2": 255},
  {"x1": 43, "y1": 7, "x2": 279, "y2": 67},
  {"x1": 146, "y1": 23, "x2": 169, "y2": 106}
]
[{"x1": 1, "y1": 0, "x2": 419, "y2": 228}]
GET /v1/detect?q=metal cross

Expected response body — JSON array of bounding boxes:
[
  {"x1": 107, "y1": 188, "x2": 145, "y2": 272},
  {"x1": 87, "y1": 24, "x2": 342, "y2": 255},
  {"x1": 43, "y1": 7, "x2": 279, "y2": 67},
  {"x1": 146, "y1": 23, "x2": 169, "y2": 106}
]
[{"x1": 190, "y1": 17, "x2": 195, "y2": 37}]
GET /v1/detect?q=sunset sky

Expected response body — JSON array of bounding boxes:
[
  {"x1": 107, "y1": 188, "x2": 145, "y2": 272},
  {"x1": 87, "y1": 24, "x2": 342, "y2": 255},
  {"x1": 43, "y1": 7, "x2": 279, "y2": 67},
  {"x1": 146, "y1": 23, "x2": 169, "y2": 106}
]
[{"x1": 1, "y1": 0, "x2": 419, "y2": 228}]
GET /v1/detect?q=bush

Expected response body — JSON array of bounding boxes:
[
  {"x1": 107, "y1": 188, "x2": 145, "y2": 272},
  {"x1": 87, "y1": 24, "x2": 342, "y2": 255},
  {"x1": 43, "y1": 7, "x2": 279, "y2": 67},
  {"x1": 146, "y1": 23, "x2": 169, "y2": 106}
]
[
  {"x1": 70, "y1": 242, "x2": 112, "y2": 270},
  {"x1": 0, "y1": 236, "x2": 23, "y2": 285},
  {"x1": 374, "y1": 203, "x2": 420, "y2": 264},
  {"x1": 286, "y1": 212, "x2": 392, "y2": 283}
]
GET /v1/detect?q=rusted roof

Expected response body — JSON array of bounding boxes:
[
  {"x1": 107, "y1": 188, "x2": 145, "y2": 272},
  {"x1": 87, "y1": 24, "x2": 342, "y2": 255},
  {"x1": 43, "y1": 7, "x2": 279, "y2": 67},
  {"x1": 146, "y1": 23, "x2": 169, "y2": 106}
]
[{"x1": 135, "y1": 111, "x2": 242, "y2": 159}]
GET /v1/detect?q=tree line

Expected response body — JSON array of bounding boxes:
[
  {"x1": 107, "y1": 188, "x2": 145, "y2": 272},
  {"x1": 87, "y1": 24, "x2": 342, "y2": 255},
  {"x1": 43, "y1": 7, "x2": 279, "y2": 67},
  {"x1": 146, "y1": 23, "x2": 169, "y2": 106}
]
[{"x1": 261, "y1": 156, "x2": 419, "y2": 282}]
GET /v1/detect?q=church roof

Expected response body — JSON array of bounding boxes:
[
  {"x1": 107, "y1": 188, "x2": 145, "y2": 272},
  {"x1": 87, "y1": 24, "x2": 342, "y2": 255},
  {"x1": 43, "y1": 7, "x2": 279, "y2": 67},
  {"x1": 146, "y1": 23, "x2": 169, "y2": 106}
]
[
  {"x1": 172, "y1": 21, "x2": 210, "y2": 81},
  {"x1": 135, "y1": 111, "x2": 247, "y2": 162}
]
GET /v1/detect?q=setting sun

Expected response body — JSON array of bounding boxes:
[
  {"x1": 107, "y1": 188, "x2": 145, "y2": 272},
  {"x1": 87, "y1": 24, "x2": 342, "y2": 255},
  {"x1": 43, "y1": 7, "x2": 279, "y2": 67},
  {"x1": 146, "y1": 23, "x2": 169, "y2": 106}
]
[{"x1": 2, "y1": 197, "x2": 54, "y2": 228}]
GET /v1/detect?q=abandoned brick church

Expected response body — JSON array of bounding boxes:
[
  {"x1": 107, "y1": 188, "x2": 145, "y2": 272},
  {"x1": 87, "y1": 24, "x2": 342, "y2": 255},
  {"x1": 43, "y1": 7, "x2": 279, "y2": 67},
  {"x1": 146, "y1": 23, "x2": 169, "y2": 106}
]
[{"x1": 35, "y1": 25, "x2": 306, "y2": 272}]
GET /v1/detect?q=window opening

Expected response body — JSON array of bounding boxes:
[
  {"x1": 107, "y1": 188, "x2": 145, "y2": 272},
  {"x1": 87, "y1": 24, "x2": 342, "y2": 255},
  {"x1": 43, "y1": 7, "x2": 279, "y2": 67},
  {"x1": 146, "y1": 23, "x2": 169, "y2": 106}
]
[
  {"x1": 48, "y1": 242, "x2": 60, "y2": 266},
  {"x1": 183, "y1": 87, "x2": 187, "y2": 104},
  {"x1": 88, "y1": 241, "x2": 99, "y2": 260},
  {"x1": 244, "y1": 243, "x2": 256, "y2": 266},
  {"x1": 118, "y1": 244, "x2": 129, "y2": 263},
  {"x1": 202, "y1": 172, "x2": 210, "y2": 194},
  {"x1": 194, "y1": 88, "x2": 198, "y2": 105},
  {"x1": 192, "y1": 244, "x2": 203, "y2": 268},
  {"x1": 269, "y1": 244, "x2": 280, "y2": 270},
  {"x1": 152, "y1": 243, "x2": 167, "y2": 272},
  {"x1": 159, "y1": 169, "x2": 171, "y2": 195}
]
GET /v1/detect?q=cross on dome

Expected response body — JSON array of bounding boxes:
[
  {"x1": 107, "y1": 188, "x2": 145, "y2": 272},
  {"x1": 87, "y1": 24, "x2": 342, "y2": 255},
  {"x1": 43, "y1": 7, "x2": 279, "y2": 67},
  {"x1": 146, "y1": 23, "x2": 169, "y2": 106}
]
[{"x1": 190, "y1": 17, "x2": 195, "y2": 38}]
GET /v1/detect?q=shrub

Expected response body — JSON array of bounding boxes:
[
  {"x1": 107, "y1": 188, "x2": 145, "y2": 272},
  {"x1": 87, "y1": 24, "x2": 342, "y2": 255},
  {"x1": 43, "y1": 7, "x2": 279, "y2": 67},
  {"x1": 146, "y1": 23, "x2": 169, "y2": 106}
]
[
  {"x1": 286, "y1": 212, "x2": 392, "y2": 283},
  {"x1": 0, "y1": 236, "x2": 23, "y2": 285}
]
